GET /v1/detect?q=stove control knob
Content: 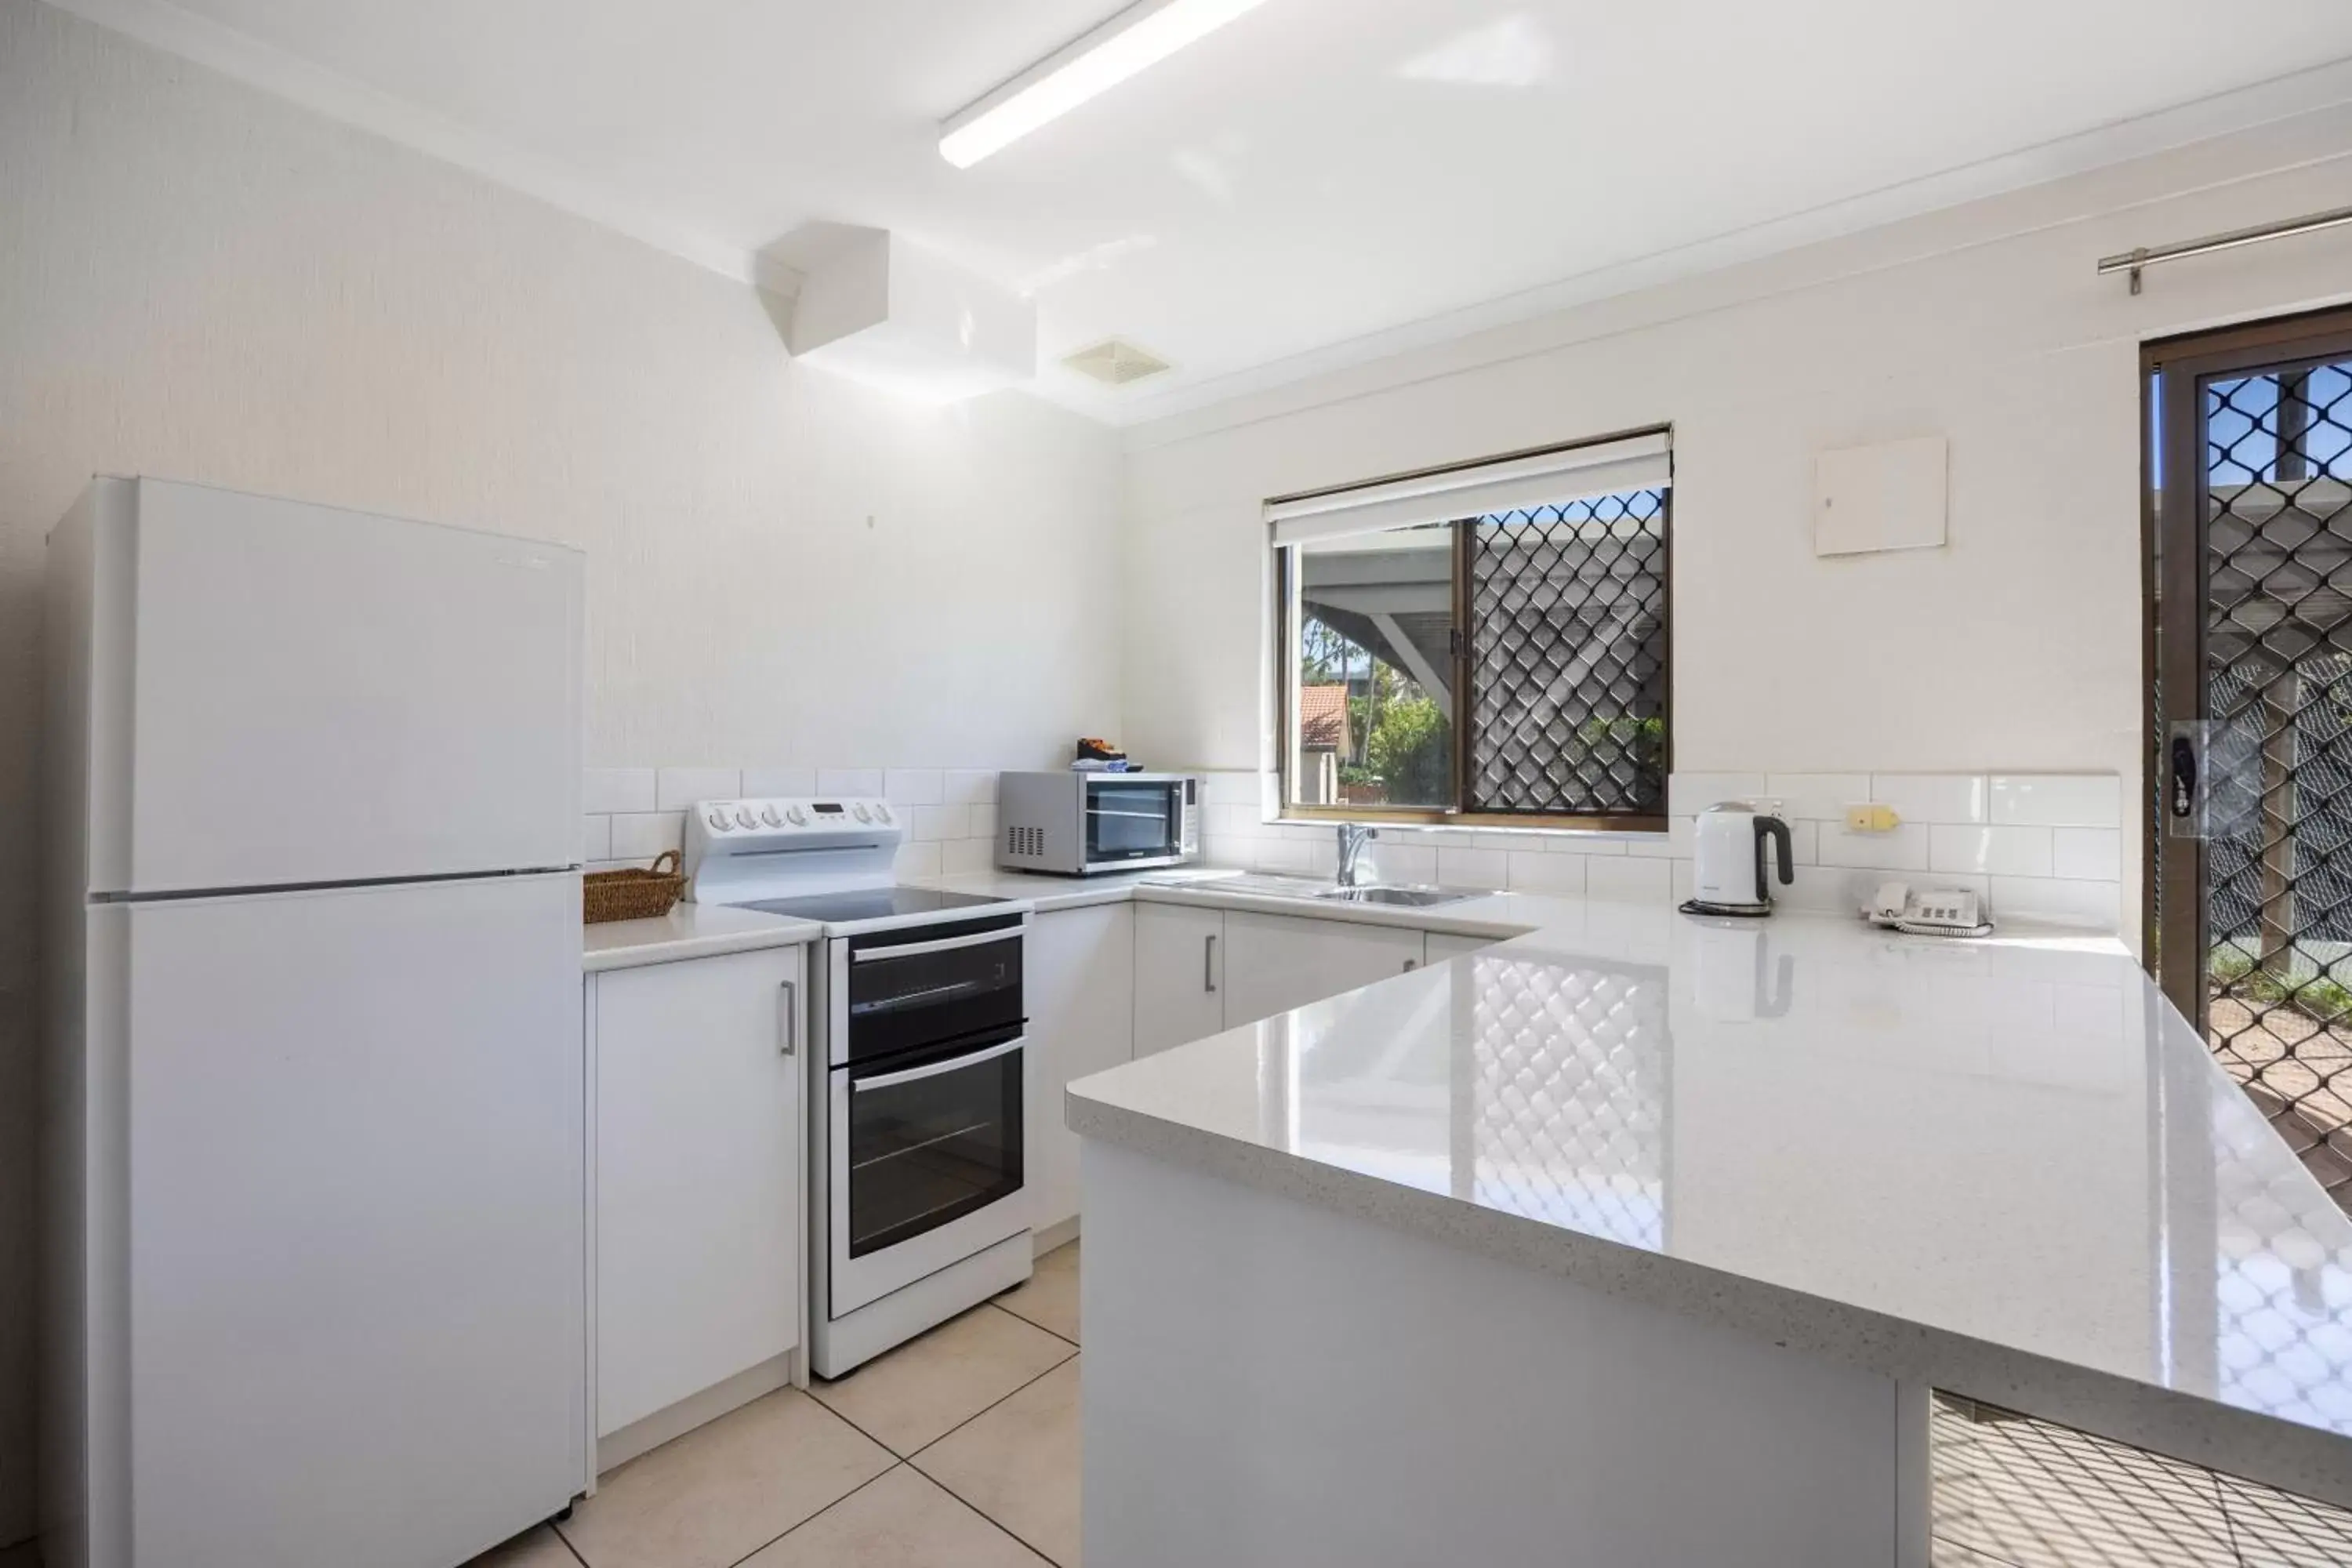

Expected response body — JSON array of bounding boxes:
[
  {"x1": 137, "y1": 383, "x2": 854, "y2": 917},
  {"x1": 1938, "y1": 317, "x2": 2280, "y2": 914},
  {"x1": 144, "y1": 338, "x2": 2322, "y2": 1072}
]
[
  {"x1": 786, "y1": 805, "x2": 807, "y2": 826},
  {"x1": 852, "y1": 803, "x2": 872, "y2": 822},
  {"x1": 705, "y1": 813, "x2": 729, "y2": 834},
  {"x1": 873, "y1": 804, "x2": 893, "y2": 823},
  {"x1": 759, "y1": 805, "x2": 783, "y2": 828},
  {"x1": 734, "y1": 808, "x2": 759, "y2": 830}
]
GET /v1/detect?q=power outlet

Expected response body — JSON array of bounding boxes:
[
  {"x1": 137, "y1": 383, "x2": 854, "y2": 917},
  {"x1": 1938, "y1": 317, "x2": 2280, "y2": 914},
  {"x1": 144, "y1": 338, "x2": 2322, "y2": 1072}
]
[{"x1": 1845, "y1": 803, "x2": 1900, "y2": 833}]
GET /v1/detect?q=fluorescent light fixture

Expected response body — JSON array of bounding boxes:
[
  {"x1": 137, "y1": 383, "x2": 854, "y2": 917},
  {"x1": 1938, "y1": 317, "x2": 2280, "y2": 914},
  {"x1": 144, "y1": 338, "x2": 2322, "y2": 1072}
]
[{"x1": 940, "y1": 0, "x2": 1269, "y2": 169}]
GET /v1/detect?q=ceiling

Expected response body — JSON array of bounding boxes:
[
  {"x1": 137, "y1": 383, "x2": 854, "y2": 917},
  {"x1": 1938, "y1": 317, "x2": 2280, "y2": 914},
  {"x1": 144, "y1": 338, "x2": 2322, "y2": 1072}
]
[{"x1": 60, "y1": 0, "x2": 2352, "y2": 423}]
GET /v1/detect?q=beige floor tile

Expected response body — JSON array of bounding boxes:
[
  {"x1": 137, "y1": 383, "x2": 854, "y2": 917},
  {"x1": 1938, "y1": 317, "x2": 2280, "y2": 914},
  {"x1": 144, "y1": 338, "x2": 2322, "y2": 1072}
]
[
  {"x1": 557, "y1": 1388, "x2": 892, "y2": 1568},
  {"x1": 744, "y1": 1463, "x2": 1050, "y2": 1568},
  {"x1": 810, "y1": 1302, "x2": 1075, "y2": 1456},
  {"x1": 914, "y1": 1358, "x2": 1081, "y2": 1568},
  {"x1": 465, "y1": 1523, "x2": 581, "y2": 1566},
  {"x1": 994, "y1": 1240, "x2": 1080, "y2": 1344}
]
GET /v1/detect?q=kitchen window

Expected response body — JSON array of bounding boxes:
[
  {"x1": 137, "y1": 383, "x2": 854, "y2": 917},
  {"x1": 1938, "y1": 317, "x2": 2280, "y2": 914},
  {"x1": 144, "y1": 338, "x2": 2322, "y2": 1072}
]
[{"x1": 1272, "y1": 428, "x2": 1671, "y2": 829}]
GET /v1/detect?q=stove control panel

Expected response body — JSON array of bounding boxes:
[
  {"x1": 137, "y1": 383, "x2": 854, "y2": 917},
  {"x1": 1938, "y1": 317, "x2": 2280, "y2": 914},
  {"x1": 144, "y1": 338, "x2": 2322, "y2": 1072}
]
[
  {"x1": 681, "y1": 797, "x2": 906, "y2": 905},
  {"x1": 691, "y1": 797, "x2": 896, "y2": 837}
]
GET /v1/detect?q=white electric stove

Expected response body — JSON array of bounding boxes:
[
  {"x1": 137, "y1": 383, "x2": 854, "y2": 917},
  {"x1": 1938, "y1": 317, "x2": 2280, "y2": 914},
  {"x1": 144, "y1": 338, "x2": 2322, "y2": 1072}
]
[{"x1": 684, "y1": 798, "x2": 1036, "y2": 1377}]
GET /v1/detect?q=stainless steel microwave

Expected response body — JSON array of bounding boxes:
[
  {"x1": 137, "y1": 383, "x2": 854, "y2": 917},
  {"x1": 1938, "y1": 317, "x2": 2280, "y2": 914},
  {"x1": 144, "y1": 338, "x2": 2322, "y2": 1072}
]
[{"x1": 996, "y1": 771, "x2": 1201, "y2": 876}]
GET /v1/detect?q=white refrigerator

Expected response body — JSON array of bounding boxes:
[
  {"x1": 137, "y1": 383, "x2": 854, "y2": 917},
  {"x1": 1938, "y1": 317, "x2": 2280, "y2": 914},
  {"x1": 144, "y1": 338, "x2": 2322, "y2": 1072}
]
[{"x1": 41, "y1": 478, "x2": 588, "y2": 1568}]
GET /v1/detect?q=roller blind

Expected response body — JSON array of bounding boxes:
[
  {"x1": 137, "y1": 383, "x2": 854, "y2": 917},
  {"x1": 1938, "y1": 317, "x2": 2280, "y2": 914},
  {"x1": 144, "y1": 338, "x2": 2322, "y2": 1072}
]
[{"x1": 1268, "y1": 431, "x2": 1671, "y2": 546}]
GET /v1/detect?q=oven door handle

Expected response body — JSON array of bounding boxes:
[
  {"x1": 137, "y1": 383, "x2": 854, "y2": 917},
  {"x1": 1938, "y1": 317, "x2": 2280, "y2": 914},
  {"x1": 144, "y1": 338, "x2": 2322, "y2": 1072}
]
[
  {"x1": 851, "y1": 926, "x2": 1022, "y2": 963},
  {"x1": 851, "y1": 1034, "x2": 1025, "y2": 1093}
]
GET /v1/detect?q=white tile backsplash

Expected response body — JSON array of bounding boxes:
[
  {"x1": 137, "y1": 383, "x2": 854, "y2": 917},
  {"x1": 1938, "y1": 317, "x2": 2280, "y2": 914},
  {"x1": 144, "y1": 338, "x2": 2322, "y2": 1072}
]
[
  {"x1": 1820, "y1": 822, "x2": 1929, "y2": 871},
  {"x1": 1668, "y1": 772, "x2": 1768, "y2": 815},
  {"x1": 945, "y1": 769, "x2": 999, "y2": 805},
  {"x1": 816, "y1": 768, "x2": 884, "y2": 797},
  {"x1": 909, "y1": 804, "x2": 965, "y2": 843},
  {"x1": 1507, "y1": 851, "x2": 1584, "y2": 895},
  {"x1": 940, "y1": 837, "x2": 993, "y2": 875},
  {"x1": 1588, "y1": 857, "x2": 1672, "y2": 903},
  {"x1": 1928, "y1": 824, "x2": 2053, "y2": 878},
  {"x1": 884, "y1": 768, "x2": 944, "y2": 806},
  {"x1": 1988, "y1": 875, "x2": 2121, "y2": 930},
  {"x1": 609, "y1": 811, "x2": 684, "y2": 860},
  {"x1": 591, "y1": 761, "x2": 2125, "y2": 937},
  {"x1": 740, "y1": 767, "x2": 816, "y2": 798},
  {"x1": 1869, "y1": 773, "x2": 1989, "y2": 826},
  {"x1": 2053, "y1": 827, "x2": 2122, "y2": 882},
  {"x1": 655, "y1": 767, "x2": 741, "y2": 811},
  {"x1": 1436, "y1": 848, "x2": 1509, "y2": 890},
  {"x1": 1991, "y1": 775, "x2": 2122, "y2": 829},
  {"x1": 1761, "y1": 773, "x2": 1871, "y2": 822},
  {"x1": 584, "y1": 768, "x2": 656, "y2": 815}
]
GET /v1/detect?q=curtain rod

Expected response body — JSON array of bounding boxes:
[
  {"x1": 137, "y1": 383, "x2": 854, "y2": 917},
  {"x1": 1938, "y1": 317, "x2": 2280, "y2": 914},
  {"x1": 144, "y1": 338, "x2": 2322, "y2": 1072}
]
[{"x1": 2098, "y1": 203, "x2": 2352, "y2": 295}]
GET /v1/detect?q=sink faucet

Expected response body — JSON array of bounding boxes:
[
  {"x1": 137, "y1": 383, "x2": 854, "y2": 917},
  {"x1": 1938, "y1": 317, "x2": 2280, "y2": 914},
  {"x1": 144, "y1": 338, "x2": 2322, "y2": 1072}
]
[{"x1": 1335, "y1": 822, "x2": 1379, "y2": 887}]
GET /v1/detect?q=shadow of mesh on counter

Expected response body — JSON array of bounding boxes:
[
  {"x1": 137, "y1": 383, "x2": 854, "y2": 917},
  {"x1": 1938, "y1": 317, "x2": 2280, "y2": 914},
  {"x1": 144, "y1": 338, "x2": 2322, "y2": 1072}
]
[{"x1": 1931, "y1": 1392, "x2": 2352, "y2": 1566}]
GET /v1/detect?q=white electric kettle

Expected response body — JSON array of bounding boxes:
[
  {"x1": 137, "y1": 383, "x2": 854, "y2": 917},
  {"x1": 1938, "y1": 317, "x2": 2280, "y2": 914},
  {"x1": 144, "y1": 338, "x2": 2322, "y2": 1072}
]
[{"x1": 1683, "y1": 801, "x2": 1794, "y2": 917}]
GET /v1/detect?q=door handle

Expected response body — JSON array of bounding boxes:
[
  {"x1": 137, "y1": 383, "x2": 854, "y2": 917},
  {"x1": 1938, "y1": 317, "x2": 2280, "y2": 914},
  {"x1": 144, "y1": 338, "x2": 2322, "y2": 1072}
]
[
  {"x1": 1204, "y1": 933, "x2": 1218, "y2": 993},
  {"x1": 2170, "y1": 733, "x2": 2198, "y2": 820},
  {"x1": 779, "y1": 978, "x2": 798, "y2": 1056}
]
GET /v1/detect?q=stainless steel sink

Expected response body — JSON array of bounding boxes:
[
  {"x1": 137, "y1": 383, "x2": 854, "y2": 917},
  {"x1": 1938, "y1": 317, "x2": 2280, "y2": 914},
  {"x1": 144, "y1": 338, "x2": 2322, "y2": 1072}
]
[{"x1": 1314, "y1": 884, "x2": 1486, "y2": 908}]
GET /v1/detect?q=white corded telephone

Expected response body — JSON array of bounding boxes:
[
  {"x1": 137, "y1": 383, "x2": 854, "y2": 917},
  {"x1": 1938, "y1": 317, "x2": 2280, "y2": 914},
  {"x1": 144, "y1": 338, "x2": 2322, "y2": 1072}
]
[{"x1": 1864, "y1": 881, "x2": 1994, "y2": 938}]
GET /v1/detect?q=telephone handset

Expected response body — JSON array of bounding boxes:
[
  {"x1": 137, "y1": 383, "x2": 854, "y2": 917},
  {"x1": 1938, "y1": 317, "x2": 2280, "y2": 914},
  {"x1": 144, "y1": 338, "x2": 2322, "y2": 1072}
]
[{"x1": 1865, "y1": 881, "x2": 1993, "y2": 938}]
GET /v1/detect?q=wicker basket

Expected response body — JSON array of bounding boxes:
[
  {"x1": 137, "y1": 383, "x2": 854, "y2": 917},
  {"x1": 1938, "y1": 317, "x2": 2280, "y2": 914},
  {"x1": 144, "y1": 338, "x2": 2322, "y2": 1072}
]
[{"x1": 584, "y1": 850, "x2": 686, "y2": 924}]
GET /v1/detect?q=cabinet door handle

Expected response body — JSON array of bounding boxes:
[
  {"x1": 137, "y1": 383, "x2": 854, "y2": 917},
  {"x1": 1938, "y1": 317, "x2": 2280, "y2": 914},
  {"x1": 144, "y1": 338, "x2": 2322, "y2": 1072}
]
[
  {"x1": 779, "y1": 978, "x2": 799, "y2": 1056},
  {"x1": 1204, "y1": 933, "x2": 1218, "y2": 993}
]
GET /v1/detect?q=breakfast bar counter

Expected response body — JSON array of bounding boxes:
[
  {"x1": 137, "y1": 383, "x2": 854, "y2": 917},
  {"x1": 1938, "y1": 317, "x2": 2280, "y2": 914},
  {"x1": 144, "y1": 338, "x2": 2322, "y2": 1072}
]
[{"x1": 1068, "y1": 903, "x2": 2352, "y2": 1567}]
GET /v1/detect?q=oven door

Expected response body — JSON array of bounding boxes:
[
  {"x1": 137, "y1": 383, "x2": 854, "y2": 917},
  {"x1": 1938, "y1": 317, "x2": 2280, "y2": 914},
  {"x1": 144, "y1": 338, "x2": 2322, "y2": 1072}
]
[
  {"x1": 1083, "y1": 777, "x2": 1185, "y2": 867},
  {"x1": 829, "y1": 1028, "x2": 1029, "y2": 1316}
]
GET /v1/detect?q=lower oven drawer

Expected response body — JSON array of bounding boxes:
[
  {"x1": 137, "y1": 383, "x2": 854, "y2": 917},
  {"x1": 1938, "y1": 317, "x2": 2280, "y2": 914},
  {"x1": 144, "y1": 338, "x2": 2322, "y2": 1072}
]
[{"x1": 830, "y1": 1029, "x2": 1028, "y2": 1316}]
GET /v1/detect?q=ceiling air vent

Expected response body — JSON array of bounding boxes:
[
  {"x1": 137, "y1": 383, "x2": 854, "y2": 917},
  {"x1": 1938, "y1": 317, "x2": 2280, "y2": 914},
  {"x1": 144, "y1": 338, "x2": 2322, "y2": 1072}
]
[{"x1": 1061, "y1": 338, "x2": 1172, "y2": 387}]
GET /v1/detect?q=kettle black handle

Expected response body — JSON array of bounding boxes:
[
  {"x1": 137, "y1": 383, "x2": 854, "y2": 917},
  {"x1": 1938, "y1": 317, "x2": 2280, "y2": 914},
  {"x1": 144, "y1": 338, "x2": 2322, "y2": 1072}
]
[{"x1": 1753, "y1": 815, "x2": 1795, "y2": 894}]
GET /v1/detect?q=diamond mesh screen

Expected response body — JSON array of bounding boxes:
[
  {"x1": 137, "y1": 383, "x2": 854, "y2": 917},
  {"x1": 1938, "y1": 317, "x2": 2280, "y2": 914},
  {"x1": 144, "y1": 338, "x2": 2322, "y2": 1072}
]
[
  {"x1": 1465, "y1": 488, "x2": 1668, "y2": 815},
  {"x1": 2201, "y1": 361, "x2": 2352, "y2": 1206},
  {"x1": 1931, "y1": 1393, "x2": 2352, "y2": 1566}
]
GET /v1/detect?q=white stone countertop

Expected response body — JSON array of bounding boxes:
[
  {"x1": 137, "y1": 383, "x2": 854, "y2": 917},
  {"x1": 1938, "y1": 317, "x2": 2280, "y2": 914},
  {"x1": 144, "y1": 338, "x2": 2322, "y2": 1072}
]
[
  {"x1": 906, "y1": 866, "x2": 1249, "y2": 912},
  {"x1": 582, "y1": 902, "x2": 822, "y2": 972},
  {"x1": 1068, "y1": 902, "x2": 2352, "y2": 1508}
]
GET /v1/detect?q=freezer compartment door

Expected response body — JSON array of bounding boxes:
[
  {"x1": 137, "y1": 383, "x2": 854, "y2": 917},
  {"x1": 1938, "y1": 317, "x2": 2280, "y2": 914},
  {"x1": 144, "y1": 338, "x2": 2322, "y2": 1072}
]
[
  {"x1": 93, "y1": 479, "x2": 582, "y2": 893},
  {"x1": 121, "y1": 873, "x2": 583, "y2": 1568}
]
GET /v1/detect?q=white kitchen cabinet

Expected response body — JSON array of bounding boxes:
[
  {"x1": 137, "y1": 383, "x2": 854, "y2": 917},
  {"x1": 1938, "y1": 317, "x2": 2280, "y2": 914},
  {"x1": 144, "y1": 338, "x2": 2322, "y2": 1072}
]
[
  {"x1": 1218, "y1": 910, "x2": 1428, "y2": 1029},
  {"x1": 589, "y1": 944, "x2": 804, "y2": 1444},
  {"x1": 1134, "y1": 902, "x2": 1228, "y2": 1058},
  {"x1": 1026, "y1": 903, "x2": 1137, "y2": 1236},
  {"x1": 1425, "y1": 932, "x2": 1495, "y2": 963}
]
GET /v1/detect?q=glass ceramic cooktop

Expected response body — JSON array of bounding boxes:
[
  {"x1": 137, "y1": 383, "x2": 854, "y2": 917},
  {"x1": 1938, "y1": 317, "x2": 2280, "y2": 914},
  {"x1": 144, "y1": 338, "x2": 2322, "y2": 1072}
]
[{"x1": 741, "y1": 887, "x2": 1013, "y2": 924}]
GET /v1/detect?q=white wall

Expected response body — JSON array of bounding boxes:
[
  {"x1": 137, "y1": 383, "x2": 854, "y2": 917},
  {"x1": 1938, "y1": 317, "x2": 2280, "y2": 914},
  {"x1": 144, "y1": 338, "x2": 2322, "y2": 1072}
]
[
  {"x1": 0, "y1": 0, "x2": 1122, "y2": 1541},
  {"x1": 1120, "y1": 94, "x2": 2352, "y2": 945}
]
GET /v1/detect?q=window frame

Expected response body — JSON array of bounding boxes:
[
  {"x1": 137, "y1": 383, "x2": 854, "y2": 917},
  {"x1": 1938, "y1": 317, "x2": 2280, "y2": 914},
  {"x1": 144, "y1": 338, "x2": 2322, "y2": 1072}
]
[{"x1": 1270, "y1": 430, "x2": 1674, "y2": 833}]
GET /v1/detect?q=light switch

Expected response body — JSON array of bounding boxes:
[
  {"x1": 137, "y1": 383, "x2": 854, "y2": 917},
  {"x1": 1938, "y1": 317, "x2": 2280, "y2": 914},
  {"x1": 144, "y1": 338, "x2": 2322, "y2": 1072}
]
[{"x1": 1845, "y1": 803, "x2": 1900, "y2": 833}]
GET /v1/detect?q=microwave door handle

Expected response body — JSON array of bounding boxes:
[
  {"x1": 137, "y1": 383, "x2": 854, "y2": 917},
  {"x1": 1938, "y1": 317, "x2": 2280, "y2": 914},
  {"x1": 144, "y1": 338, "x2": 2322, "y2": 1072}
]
[
  {"x1": 852, "y1": 926, "x2": 1023, "y2": 963},
  {"x1": 852, "y1": 1035, "x2": 1025, "y2": 1092}
]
